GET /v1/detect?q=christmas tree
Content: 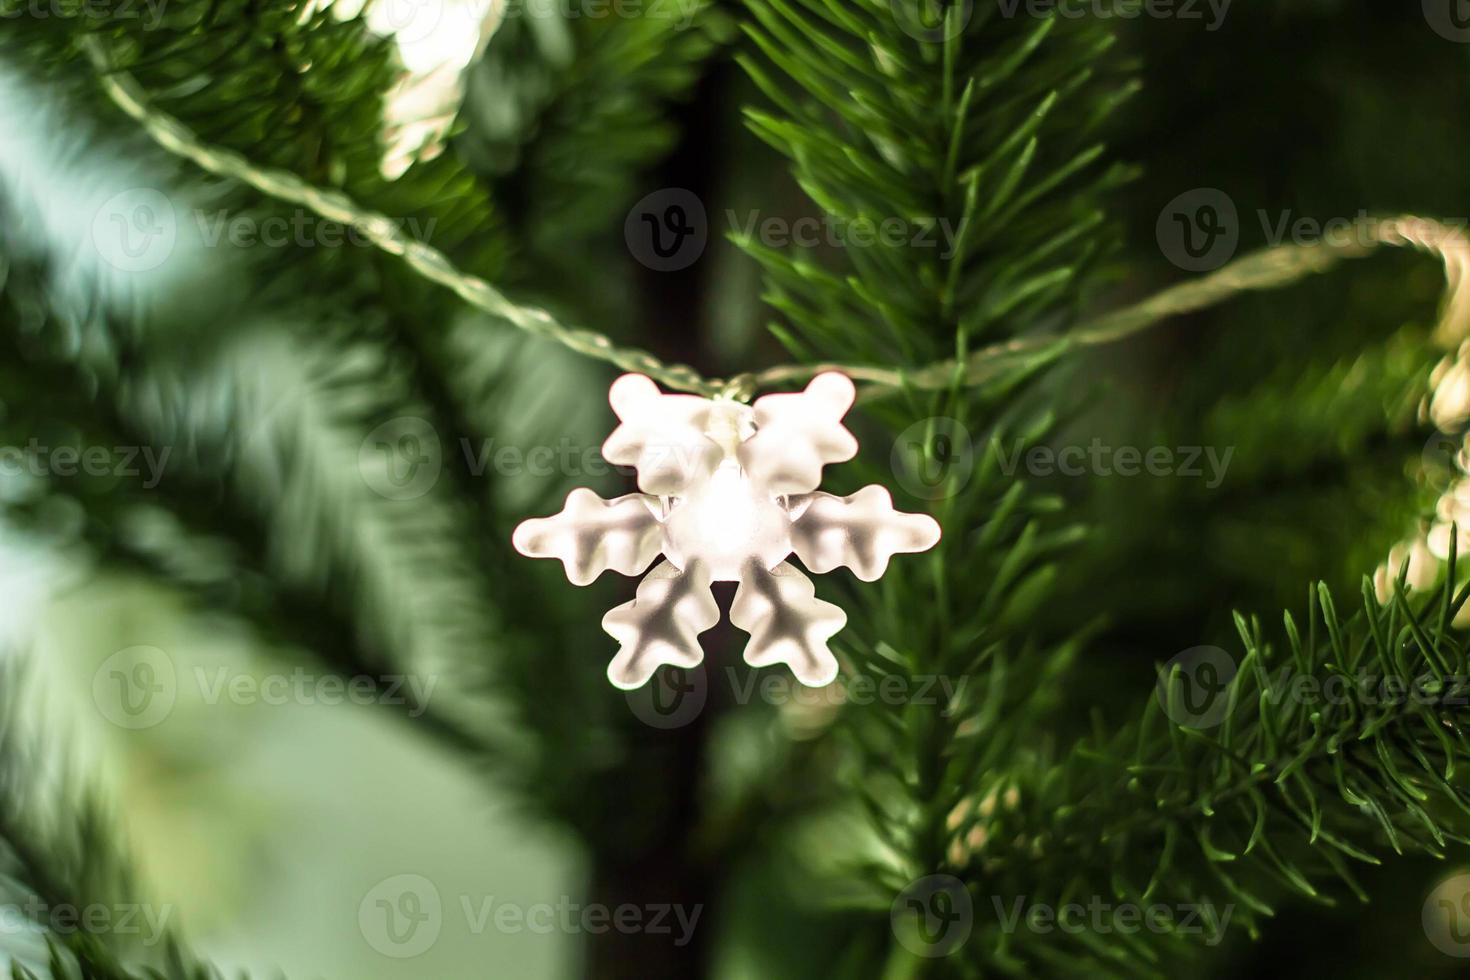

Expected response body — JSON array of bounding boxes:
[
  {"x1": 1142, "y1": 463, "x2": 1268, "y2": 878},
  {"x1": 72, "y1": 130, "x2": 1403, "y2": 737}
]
[{"x1": 3, "y1": 2, "x2": 1470, "y2": 978}]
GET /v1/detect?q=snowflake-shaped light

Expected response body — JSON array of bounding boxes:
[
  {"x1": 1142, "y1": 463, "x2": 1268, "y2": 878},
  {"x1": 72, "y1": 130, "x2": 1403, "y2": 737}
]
[{"x1": 512, "y1": 372, "x2": 941, "y2": 689}]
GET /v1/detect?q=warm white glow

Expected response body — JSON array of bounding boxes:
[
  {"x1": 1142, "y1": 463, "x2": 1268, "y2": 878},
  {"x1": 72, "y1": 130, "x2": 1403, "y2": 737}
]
[
  {"x1": 514, "y1": 372, "x2": 941, "y2": 689},
  {"x1": 303, "y1": 0, "x2": 506, "y2": 178}
]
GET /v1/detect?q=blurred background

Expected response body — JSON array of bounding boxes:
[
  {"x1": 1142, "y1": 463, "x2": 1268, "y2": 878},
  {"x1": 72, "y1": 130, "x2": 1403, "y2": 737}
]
[{"x1": 3, "y1": 1, "x2": 1470, "y2": 978}]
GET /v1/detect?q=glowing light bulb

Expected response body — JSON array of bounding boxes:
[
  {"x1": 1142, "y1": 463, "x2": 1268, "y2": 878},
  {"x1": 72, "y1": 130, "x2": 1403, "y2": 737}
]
[{"x1": 513, "y1": 372, "x2": 941, "y2": 689}]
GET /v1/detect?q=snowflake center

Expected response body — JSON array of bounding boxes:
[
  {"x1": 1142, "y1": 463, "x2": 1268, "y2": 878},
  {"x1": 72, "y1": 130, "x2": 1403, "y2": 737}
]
[{"x1": 663, "y1": 459, "x2": 791, "y2": 582}]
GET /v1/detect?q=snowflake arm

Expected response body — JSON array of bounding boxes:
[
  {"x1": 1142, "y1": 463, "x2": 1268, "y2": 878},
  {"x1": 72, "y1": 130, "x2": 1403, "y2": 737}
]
[
  {"x1": 601, "y1": 373, "x2": 724, "y2": 496},
  {"x1": 737, "y1": 372, "x2": 858, "y2": 494},
  {"x1": 510, "y1": 488, "x2": 663, "y2": 586},
  {"x1": 603, "y1": 560, "x2": 719, "y2": 689},
  {"x1": 731, "y1": 560, "x2": 847, "y2": 687},
  {"x1": 790, "y1": 486, "x2": 942, "y2": 582}
]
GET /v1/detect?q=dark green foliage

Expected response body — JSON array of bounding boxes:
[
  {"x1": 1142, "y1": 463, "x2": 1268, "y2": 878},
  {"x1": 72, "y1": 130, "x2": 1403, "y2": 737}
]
[
  {"x1": 734, "y1": 2, "x2": 1470, "y2": 977},
  {"x1": 734, "y1": 3, "x2": 1138, "y2": 974},
  {"x1": 736, "y1": 0, "x2": 1137, "y2": 366},
  {"x1": 970, "y1": 559, "x2": 1470, "y2": 976},
  {"x1": 81, "y1": 0, "x2": 510, "y2": 274},
  {"x1": 0, "y1": 666, "x2": 234, "y2": 978},
  {"x1": 0, "y1": 1, "x2": 1466, "y2": 977},
  {"x1": 0, "y1": 0, "x2": 635, "y2": 815},
  {"x1": 466, "y1": 1, "x2": 732, "y2": 290}
]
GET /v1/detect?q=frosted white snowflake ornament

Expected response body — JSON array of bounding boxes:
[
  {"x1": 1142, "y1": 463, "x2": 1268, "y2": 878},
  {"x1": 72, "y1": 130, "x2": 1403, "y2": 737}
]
[{"x1": 512, "y1": 372, "x2": 941, "y2": 690}]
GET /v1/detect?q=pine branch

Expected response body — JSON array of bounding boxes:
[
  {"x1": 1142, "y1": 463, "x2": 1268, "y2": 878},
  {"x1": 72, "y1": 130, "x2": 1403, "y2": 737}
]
[
  {"x1": 2, "y1": 9, "x2": 675, "y2": 830},
  {"x1": 468, "y1": 1, "x2": 732, "y2": 285},
  {"x1": 960, "y1": 558, "x2": 1470, "y2": 975},
  {"x1": 37, "y1": 15, "x2": 1461, "y2": 399},
  {"x1": 0, "y1": 664, "x2": 236, "y2": 979},
  {"x1": 0, "y1": 244, "x2": 498, "y2": 758},
  {"x1": 728, "y1": 9, "x2": 1140, "y2": 978}
]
